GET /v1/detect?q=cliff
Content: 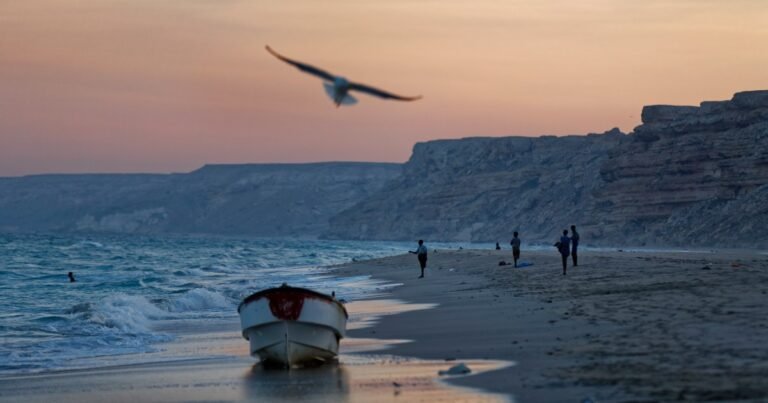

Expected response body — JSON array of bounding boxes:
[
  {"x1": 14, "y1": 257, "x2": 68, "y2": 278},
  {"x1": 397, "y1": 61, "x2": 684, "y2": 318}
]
[
  {"x1": 595, "y1": 90, "x2": 768, "y2": 246},
  {"x1": 325, "y1": 131, "x2": 624, "y2": 243},
  {"x1": 327, "y1": 91, "x2": 768, "y2": 248},
  {"x1": 0, "y1": 163, "x2": 401, "y2": 237}
]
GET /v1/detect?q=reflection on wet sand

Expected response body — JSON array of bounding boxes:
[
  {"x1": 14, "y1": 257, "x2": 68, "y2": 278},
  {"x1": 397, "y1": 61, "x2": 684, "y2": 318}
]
[
  {"x1": 243, "y1": 354, "x2": 512, "y2": 403},
  {"x1": 244, "y1": 361, "x2": 350, "y2": 401}
]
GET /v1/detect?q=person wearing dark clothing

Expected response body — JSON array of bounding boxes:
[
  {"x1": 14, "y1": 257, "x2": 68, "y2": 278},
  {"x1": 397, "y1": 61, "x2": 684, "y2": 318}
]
[
  {"x1": 409, "y1": 240, "x2": 428, "y2": 278},
  {"x1": 570, "y1": 225, "x2": 580, "y2": 267},
  {"x1": 495, "y1": 242, "x2": 501, "y2": 250},
  {"x1": 510, "y1": 232, "x2": 521, "y2": 268},
  {"x1": 68, "y1": 272, "x2": 76, "y2": 282},
  {"x1": 558, "y1": 230, "x2": 571, "y2": 275}
]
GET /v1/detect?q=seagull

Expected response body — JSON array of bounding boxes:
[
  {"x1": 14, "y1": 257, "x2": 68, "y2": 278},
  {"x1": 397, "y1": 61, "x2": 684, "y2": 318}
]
[{"x1": 265, "y1": 45, "x2": 422, "y2": 107}]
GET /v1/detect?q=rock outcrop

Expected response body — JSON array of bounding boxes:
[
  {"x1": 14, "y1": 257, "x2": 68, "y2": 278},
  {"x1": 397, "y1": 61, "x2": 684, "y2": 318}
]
[
  {"x1": 0, "y1": 163, "x2": 401, "y2": 237},
  {"x1": 595, "y1": 90, "x2": 768, "y2": 246},
  {"x1": 327, "y1": 91, "x2": 768, "y2": 248},
  {"x1": 326, "y1": 130, "x2": 625, "y2": 243}
]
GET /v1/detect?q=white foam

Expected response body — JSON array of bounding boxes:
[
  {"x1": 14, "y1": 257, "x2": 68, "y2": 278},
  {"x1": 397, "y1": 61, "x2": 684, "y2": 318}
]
[
  {"x1": 170, "y1": 288, "x2": 232, "y2": 312},
  {"x1": 89, "y1": 294, "x2": 167, "y2": 333}
]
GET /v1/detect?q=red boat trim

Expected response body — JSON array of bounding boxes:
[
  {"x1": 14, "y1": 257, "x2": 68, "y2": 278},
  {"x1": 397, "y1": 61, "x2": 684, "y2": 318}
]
[{"x1": 238, "y1": 286, "x2": 349, "y2": 318}]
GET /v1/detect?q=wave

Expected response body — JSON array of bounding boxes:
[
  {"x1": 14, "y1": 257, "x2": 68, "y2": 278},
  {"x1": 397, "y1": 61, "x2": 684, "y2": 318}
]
[
  {"x1": 0, "y1": 234, "x2": 414, "y2": 375},
  {"x1": 170, "y1": 288, "x2": 233, "y2": 312},
  {"x1": 82, "y1": 294, "x2": 168, "y2": 334}
]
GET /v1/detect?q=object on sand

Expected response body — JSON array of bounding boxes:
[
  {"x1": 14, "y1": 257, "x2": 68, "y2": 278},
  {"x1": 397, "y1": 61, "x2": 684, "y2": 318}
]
[
  {"x1": 517, "y1": 262, "x2": 534, "y2": 268},
  {"x1": 438, "y1": 362, "x2": 472, "y2": 375},
  {"x1": 265, "y1": 45, "x2": 422, "y2": 107},
  {"x1": 238, "y1": 284, "x2": 348, "y2": 367}
]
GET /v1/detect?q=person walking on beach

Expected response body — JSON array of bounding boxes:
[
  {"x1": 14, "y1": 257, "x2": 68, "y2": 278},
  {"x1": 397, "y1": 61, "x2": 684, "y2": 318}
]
[
  {"x1": 557, "y1": 230, "x2": 571, "y2": 275},
  {"x1": 510, "y1": 232, "x2": 521, "y2": 268},
  {"x1": 570, "y1": 225, "x2": 580, "y2": 267},
  {"x1": 409, "y1": 240, "x2": 428, "y2": 278}
]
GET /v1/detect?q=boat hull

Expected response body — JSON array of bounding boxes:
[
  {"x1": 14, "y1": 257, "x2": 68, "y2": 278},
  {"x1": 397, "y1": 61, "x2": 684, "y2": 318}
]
[
  {"x1": 238, "y1": 286, "x2": 347, "y2": 367},
  {"x1": 244, "y1": 321, "x2": 339, "y2": 366}
]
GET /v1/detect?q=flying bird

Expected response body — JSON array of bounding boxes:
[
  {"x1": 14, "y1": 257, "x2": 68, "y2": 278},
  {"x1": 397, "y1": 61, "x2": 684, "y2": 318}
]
[{"x1": 265, "y1": 45, "x2": 422, "y2": 107}]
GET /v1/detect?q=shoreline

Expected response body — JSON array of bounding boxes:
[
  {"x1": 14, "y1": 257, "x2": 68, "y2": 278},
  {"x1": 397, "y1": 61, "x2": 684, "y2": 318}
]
[
  {"x1": 0, "y1": 293, "x2": 512, "y2": 402},
  {"x1": 332, "y1": 248, "x2": 768, "y2": 402},
  {"x1": 2, "y1": 247, "x2": 766, "y2": 402}
]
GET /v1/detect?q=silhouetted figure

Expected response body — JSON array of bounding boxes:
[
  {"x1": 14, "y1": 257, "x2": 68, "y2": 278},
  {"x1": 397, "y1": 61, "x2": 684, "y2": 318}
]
[
  {"x1": 510, "y1": 232, "x2": 521, "y2": 268},
  {"x1": 68, "y1": 272, "x2": 76, "y2": 282},
  {"x1": 570, "y1": 225, "x2": 580, "y2": 267},
  {"x1": 495, "y1": 242, "x2": 501, "y2": 250},
  {"x1": 557, "y1": 230, "x2": 571, "y2": 275},
  {"x1": 409, "y1": 240, "x2": 428, "y2": 278}
]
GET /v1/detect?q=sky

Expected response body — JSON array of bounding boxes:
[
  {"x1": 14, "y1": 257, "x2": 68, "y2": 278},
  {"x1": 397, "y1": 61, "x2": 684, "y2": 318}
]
[{"x1": 1, "y1": 0, "x2": 767, "y2": 176}]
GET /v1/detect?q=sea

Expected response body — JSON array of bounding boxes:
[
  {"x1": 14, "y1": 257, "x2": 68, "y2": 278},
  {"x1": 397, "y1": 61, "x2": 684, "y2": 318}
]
[{"x1": 0, "y1": 233, "x2": 467, "y2": 376}]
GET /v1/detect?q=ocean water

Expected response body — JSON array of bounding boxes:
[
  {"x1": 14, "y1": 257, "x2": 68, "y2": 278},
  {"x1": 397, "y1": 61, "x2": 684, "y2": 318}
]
[{"x1": 0, "y1": 233, "x2": 422, "y2": 375}]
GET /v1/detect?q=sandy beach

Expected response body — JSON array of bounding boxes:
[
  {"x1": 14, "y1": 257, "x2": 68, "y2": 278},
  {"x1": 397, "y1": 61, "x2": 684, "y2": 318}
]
[
  {"x1": 2, "y1": 248, "x2": 767, "y2": 402},
  {"x1": 335, "y1": 248, "x2": 768, "y2": 402}
]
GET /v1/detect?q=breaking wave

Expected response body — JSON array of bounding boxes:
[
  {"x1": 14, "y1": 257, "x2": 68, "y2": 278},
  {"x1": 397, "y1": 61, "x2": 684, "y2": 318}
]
[{"x1": 0, "y1": 233, "x2": 413, "y2": 374}]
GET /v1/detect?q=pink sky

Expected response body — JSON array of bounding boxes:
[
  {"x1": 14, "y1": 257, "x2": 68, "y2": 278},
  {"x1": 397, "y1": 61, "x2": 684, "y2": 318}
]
[{"x1": 1, "y1": 0, "x2": 767, "y2": 176}]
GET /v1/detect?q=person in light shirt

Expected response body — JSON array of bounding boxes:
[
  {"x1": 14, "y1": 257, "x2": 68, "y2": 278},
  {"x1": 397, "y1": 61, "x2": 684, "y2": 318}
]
[{"x1": 409, "y1": 239, "x2": 428, "y2": 278}]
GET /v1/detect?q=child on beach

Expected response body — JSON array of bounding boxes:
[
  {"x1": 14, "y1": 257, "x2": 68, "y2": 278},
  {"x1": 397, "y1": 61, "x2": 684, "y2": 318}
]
[{"x1": 409, "y1": 240, "x2": 428, "y2": 278}]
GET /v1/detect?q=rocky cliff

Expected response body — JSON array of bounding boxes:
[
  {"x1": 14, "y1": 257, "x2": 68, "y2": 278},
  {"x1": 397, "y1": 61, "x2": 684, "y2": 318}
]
[
  {"x1": 595, "y1": 90, "x2": 768, "y2": 247},
  {"x1": 327, "y1": 90, "x2": 768, "y2": 248},
  {"x1": 325, "y1": 131, "x2": 624, "y2": 243},
  {"x1": 0, "y1": 163, "x2": 401, "y2": 237}
]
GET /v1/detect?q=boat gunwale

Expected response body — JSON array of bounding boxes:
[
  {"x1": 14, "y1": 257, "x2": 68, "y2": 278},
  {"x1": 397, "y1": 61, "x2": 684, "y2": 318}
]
[{"x1": 237, "y1": 285, "x2": 349, "y2": 318}]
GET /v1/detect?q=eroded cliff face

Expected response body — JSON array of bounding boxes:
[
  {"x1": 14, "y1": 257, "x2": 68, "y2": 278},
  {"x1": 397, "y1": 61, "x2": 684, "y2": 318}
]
[
  {"x1": 595, "y1": 90, "x2": 768, "y2": 246},
  {"x1": 326, "y1": 131, "x2": 624, "y2": 243},
  {"x1": 327, "y1": 91, "x2": 768, "y2": 248},
  {"x1": 0, "y1": 163, "x2": 401, "y2": 237}
]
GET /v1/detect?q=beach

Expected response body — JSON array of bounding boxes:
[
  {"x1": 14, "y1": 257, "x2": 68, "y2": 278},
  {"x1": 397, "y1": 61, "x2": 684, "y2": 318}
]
[
  {"x1": 334, "y1": 248, "x2": 768, "y2": 402},
  {"x1": 2, "y1": 248, "x2": 767, "y2": 402}
]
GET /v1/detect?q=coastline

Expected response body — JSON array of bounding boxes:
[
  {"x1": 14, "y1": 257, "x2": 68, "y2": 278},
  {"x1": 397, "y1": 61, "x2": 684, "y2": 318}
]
[
  {"x1": 333, "y1": 248, "x2": 768, "y2": 402},
  {"x1": 2, "y1": 247, "x2": 767, "y2": 402}
]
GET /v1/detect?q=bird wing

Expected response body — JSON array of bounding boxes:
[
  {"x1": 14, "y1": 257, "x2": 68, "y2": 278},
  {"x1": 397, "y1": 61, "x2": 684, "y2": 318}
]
[
  {"x1": 348, "y1": 82, "x2": 422, "y2": 101},
  {"x1": 265, "y1": 45, "x2": 335, "y2": 81}
]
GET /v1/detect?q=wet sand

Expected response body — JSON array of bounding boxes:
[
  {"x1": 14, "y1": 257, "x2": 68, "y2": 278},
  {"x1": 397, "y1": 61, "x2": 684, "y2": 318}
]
[
  {"x1": 0, "y1": 299, "x2": 511, "y2": 402},
  {"x1": 334, "y1": 248, "x2": 768, "y2": 402},
  {"x1": 0, "y1": 355, "x2": 510, "y2": 403}
]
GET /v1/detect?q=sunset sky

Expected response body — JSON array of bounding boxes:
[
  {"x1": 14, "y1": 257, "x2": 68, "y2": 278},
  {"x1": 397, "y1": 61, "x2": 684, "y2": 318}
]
[{"x1": 1, "y1": 0, "x2": 767, "y2": 176}]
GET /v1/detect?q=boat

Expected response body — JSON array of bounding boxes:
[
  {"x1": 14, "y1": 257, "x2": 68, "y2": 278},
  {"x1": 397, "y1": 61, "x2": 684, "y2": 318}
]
[{"x1": 238, "y1": 284, "x2": 348, "y2": 367}]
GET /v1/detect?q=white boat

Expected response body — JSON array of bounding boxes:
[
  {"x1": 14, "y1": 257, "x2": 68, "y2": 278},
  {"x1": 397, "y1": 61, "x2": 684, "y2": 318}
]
[{"x1": 238, "y1": 284, "x2": 348, "y2": 367}]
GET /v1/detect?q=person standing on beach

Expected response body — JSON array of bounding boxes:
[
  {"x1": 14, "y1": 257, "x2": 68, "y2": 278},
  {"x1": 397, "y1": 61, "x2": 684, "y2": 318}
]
[
  {"x1": 557, "y1": 230, "x2": 571, "y2": 275},
  {"x1": 570, "y1": 225, "x2": 580, "y2": 267},
  {"x1": 495, "y1": 242, "x2": 501, "y2": 250},
  {"x1": 510, "y1": 232, "x2": 521, "y2": 268},
  {"x1": 409, "y1": 240, "x2": 428, "y2": 278}
]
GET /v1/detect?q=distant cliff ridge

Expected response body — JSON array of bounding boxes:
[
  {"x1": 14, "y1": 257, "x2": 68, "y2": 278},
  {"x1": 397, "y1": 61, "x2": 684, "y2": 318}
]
[
  {"x1": 0, "y1": 163, "x2": 401, "y2": 237},
  {"x1": 327, "y1": 90, "x2": 768, "y2": 248},
  {"x1": 325, "y1": 131, "x2": 625, "y2": 243},
  {"x1": 2, "y1": 91, "x2": 766, "y2": 248}
]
